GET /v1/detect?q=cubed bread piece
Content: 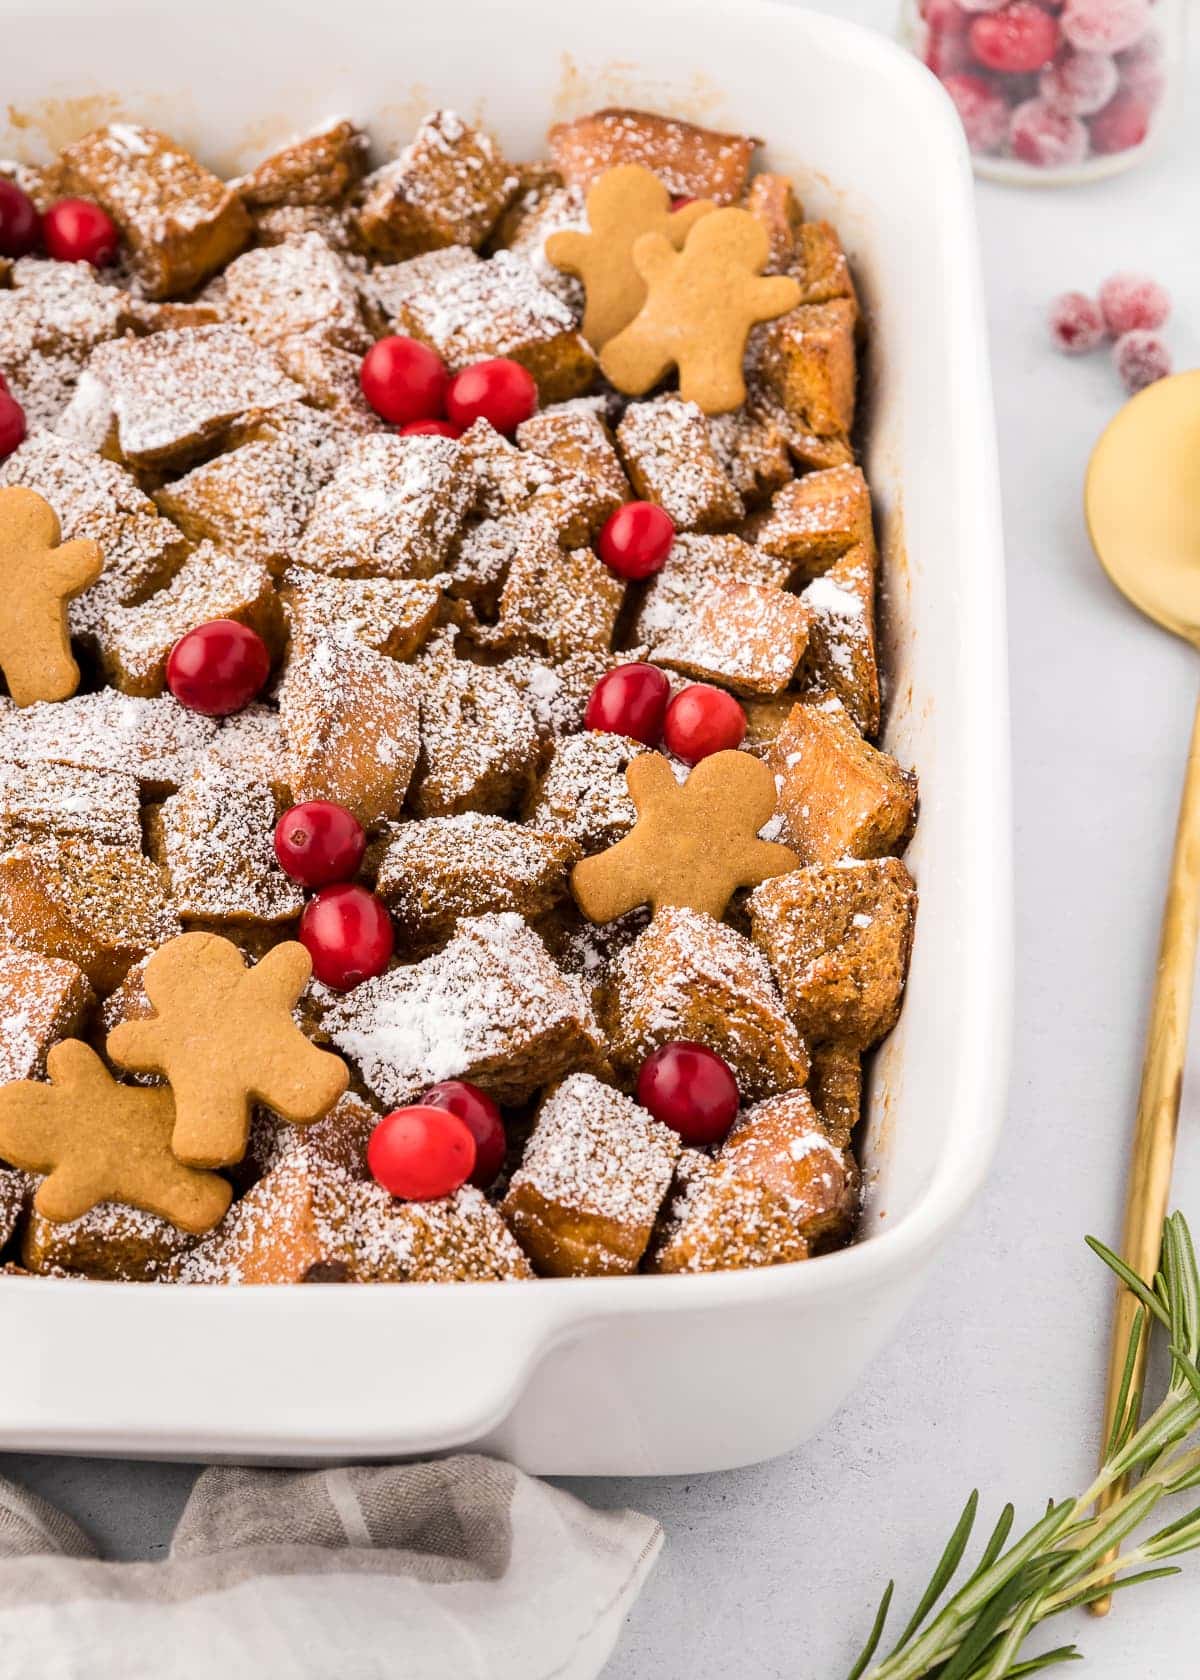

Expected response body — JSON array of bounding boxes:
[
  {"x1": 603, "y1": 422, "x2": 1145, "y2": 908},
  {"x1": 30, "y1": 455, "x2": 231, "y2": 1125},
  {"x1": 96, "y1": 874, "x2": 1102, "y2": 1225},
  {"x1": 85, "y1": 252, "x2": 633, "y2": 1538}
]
[
  {"x1": 0, "y1": 691, "x2": 215, "y2": 795},
  {"x1": 339, "y1": 1182, "x2": 534, "y2": 1282},
  {"x1": 647, "y1": 1149, "x2": 807, "y2": 1273},
  {"x1": 548, "y1": 108, "x2": 757, "y2": 204},
  {"x1": 148, "y1": 769, "x2": 304, "y2": 926},
  {"x1": 219, "y1": 233, "x2": 370, "y2": 352},
  {"x1": 524, "y1": 730, "x2": 646, "y2": 851},
  {"x1": 0, "y1": 1166, "x2": 29, "y2": 1250},
  {"x1": 97, "y1": 541, "x2": 281, "y2": 697},
  {"x1": 371, "y1": 247, "x2": 595, "y2": 403},
  {"x1": 280, "y1": 570, "x2": 440, "y2": 662},
  {"x1": 516, "y1": 400, "x2": 630, "y2": 506},
  {"x1": 651, "y1": 579, "x2": 810, "y2": 697},
  {"x1": 481, "y1": 539, "x2": 623, "y2": 662},
  {"x1": 616, "y1": 399, "x2": 743, "y2": 532},
  {"x1": 603, "y1": 906, "x2": 809, "y2": 1100},
  {"x1": 273, "y1": 334, "x2": 385, "y2": 433},
  {"x1": 791, "y1": 220, "x2": 859, "y2": 313},
  {"x1": 753, "y1": 466, "x2": 874, "y2": 584},
  {"x1": 60, "y1": 123, "x2": 250, "y2": 299},
  {"x1": 0, "y1": 159, "x2": 62, "y2": 213},
  {"x1": 0, "y1": 761, "x2": 140, "y2": 851},
  {"x1": 84, "y1": 326, "x2": 302, "y2": 470},
  {"x1": 502, "y1": 1072, "x2": 679, "y2": 1277},
  {"x1": 769, "y1": 699, "x2": 918, "y2": 864},
  {"x1": 279, "y1": 633, "x2": 419, "y2": 829},
  {"x1": 505, "y1": 650, "x2": 640, "y2": 750},
  {"x1": 741, "y1": 693, "x2": 799, "y2": 759},
  {"x1": 492, "y1": 181, "x2": 587, "y2": 313},
  {"x1": 0, "y1": 838, "x2": 179, "y2": 993},
  {"x1": 355, "y1": 110, "x2": 519, "y2": 259},
  {"x1": 748, "y1": 858, "x2": 916, "y2": 1047},
  {"x1": 0, "y1": 258, "x2": 130, "y2": 426},
  {"x1": 797, "y1": 543, "x2": 879, "y2": 737},
  {"x1": 0, "y1": 945, "x2": 93, "y2": 1084},
  {"x1": 460, "y1": 421, "x2": 616, "y2": 544},
  {"x1": 249, "y1": 203, "x2": 356, "y2": 253},
  {"x1": 743, "y1": 173, "x2": 804, "y2": 274},
  {"x1": 808, "y1": 1042, "x2": 862, "y2": 1146},
  {"x1": 409, "y1": 638, "x2": 540, "y2": 818},
  {"x1": 195, "y1": 704, "x2": 285, "y2": 796},
  {"x1": 238, "y1": 118, "x2": 369, "y2": 208},
  {"x1": 325, "y1": 912, "x2": 602, "y2": 1108},
  {"x1": 22, "y1": 1200, "x2": 194, "y2": 1281},
  {"x1": 296, "y1": 432, "x2": 472, "y2": 580},
  {"x1": 628, "y1": 531, "x2": 791, "y2": 649},
  {"x1": 705, "y1": 404, "x2": 793, "y2": 506},
  {"x1": 375, "y1": 814, "x2": 580, "y2": 949},
  {"x1": 243, "y1": 1091, "x2": 378, "y2": 1185},
  {"x1": 754, "y1": 299, "x2": 857, "y2": 443}
]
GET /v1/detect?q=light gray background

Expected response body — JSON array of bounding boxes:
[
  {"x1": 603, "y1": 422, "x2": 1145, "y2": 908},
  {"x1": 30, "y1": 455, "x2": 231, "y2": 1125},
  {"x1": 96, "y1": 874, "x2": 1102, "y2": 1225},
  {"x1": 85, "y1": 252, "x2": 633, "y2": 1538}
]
[{"x1": 4, "y1": 4, "x2": 1199, "y2": 1675}]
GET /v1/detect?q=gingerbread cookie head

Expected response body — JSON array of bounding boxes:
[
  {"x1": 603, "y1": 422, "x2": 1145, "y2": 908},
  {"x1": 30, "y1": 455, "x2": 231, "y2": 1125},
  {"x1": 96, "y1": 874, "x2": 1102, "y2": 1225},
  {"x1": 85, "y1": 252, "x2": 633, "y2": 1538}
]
[
  {"x1": 571, "y1": 749, "x2": 799, "y2": 923},
  {"x1": 545, "y1": 163, "x2": 715, "y2": 349},
  {"x1": 0, "y1": 486, "x2": 103, "y2": 707},
  {"x1": 0, "y1": 1038, "x2": 231, "y2": 1232},
  {"x1": 599, "y1": 208, "x2": 801, "y2": 414},
  {"x1": 106, "y1": 931, "x2": 349, "y2": 1169}
]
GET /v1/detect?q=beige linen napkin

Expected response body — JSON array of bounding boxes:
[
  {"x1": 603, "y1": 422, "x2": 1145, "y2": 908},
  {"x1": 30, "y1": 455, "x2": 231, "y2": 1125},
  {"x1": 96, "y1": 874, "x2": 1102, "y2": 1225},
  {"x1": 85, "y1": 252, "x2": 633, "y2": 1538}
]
[{"x1": 0, "y1": 1455, "x2": 661, "y2": 1680}]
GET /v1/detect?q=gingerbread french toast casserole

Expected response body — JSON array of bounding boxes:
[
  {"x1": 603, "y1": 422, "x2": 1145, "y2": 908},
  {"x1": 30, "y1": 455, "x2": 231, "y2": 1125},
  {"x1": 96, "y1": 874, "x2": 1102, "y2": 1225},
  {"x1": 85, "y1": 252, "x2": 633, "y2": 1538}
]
[{"x1": 0, "y1": 105, "x2": 917, "y2": 1287}]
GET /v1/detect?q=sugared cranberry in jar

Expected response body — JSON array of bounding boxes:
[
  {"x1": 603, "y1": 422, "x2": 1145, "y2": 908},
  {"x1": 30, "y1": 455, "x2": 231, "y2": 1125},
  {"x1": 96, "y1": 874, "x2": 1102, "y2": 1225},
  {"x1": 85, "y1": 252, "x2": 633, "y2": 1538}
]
[
  {"x1": 368, "y1": 1105, "x2": 476, "y2": 1201},
  {"x1": 597, "y1": 501, "x2": 675, "y2": 580},
  {"x1": 1088, "y1": 89, "x2": 1152, "y2": 155},
  {"x1": 968, "y1": 3, "x2": 1061, "y2": 74},
  {"x1": 1039, "y1": 49, "x2": 1120, "y2": 116},
  {"x1": 940, "y1": 74, "x2": 1012, "y2": 154},
  {"x1": 0, "y1": 179, "x2": 40, "y2": 258},
  {"x1": 584, "y1": 663, "x2": 670, "y2": 746},
  {"x1": 1061, "y1": 0, "x2": 1151, "y2": 56},
  {"x1": 1009, "y1": 98, "x2": 1089, "y2": 168},
  {"x1": 444, "y1": 357, "x2": 538, "y2": 434},
  {"x1": 42, "y1": 198, "x2": 119, "y2": 267},
  {"x1": 636, "y1": 1041, "x2": 740, "y2": 1147},
  {"x1": 165, "y1": 619, "x2": 270, "y2": 716},
  {"x1": 420, "y1": 1080, "x2": 506, "y2": 1189},
  {"x1": 0, "y1": 390, "x2": 26, "y2": 460},
  {"x1": 274, "y1": 801, "x2": 366, "y2": 888},
  {"x1": 663, "y1": 684, "x2": 746, "y2": 765},
  {"x1": 299, "y1": 882, "x2": 394, "y2": 991}
]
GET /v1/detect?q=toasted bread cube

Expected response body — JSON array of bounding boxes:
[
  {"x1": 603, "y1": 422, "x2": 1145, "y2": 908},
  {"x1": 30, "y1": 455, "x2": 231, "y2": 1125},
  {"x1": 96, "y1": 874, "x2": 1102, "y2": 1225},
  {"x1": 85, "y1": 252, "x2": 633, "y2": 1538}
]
[
  {"x1": 603, "y1": 907, "x2": 808, "y2": 1100},
  {"x1": 798, "y1": 543, "x2": 879, "y2": 737},
  {"x1": 524, "y1": 730, "x2": 646, "y2": 851},
  {"x1": 0, "y1": 691, "x2": 214, "y2": 795},
  {"x1": 652, "y1": 579, "x2": 810, "y2": 697},
  {"x1": 249, "y1": 201, "x2": 357, "y2": 253},
  {"x1": 792, "y1": 221, "x2": 859, "y2": 313},
  {"x1": 172, "y1": 1149, "x2": 352, "y2": 1283},
  {"x1": 280, "y1": 570, "x2": 440, "y2": 662},
  {"x1": 0, "y1": 838, "x2": 179, "y2": 994},
  {"x1": 0, "y1": 159, "x2": 62, "y2": 212},
  {"x1": 0, "y1": 944, "x2": 93, "y2": 1084},
  {"x1": 482, "y1": 539, "x2": 623, "y2": 662},
  {"x1": 743, "y1": 173, "x2": 804, "y2": 274},
  {"x1": 238, "y1": 118, "x2": 369, "y2": 208},
  {"x1": 325, "y1": 912, "x2": 602, "y2": 1108},
  {"x1": 616, "y1": 399, "x2": 743, "y2": 532},
  {"x1": 193, "y1": 704, "x2": 285, "y2": 796},
  {"x1": 629, "y1": 531, "x2": 790, "y2": 648},
  {"x1": 753, "y1": 466, "x2": 874, "y2": 584},
  {"x1": 502, "y1": 1073, "x2": 679, "y2": 1277},
  {"x1": 706, "y1": 404, "x2": 793, "y2": 506},
  {"x1": 0, "y1": 1166, "x2": 28, "y2": 1250},
  {"x1": 409, "y1": 637, "x2": 540, "y2": 818},
  {"x1": 297, "y1": 432, "x2": 472, "y2": 581},
  {"x1": 371, "y1": 247, "x2": 595, "y2": 402},
  {"x1": 0, "y1": 762, "x2": 140, "y2": 851},
  {"x1": 755, "y1": 299, "x2": 857, "y2": 442},
  {"x1": 376, "y1": 814, "x2": 580, "y2": 949},
  {"x1": 148, "y1": 770, "x2": 304, "y2": 926},
  {"x1": 242, "y1": 1091, "x2": 378, "y2": 1186},
  {"x1": 749, "y1": 858, "x2": 916, "y2": 1047},
  {"x1": 647, "y1": 1149, "x2": 808, "y2": 1273},
  {"x1": 506, "y1": 650, "x2": 640, "y2": 751},
  {"x1": 723, "y1": 1090, "x2": 858, "y2": 1246},
  {"x1": 517, "y1": 400, "x2": 630, "y2": 505},
  {"x1": 548, "y1": 108, "x2": 757, "y2": 204},
  {"x1": 770, "y1": 699, "x2": 918, "y2": 864},
  {"x1": 85, "y1": 325, "x2": 302, "y2": 470},
  {"x1": 741, "y1": 693, "x2": 799, "y2": 758},
  {"x1": 355, "y1": 110, "x2": 518, "y2": 259},
  {"x1": 492, "y1": 181, "x2": 587, "y2": 313},
  {"x1": 97, "y1": 541, "x2": 281, "y2": 698},
  {"x1": 340, "y1": 1183, "x2": 534, "y2": 1282},
  {"x1": 0, "y1": 258, "x2": 130, "y2": 425},
  {"x1": 272, "y1": 333, "x2": 385, "y2": 433},
  {"x1": 219, "y1": 233, "x2": 370, "y2": 352},
  {"x1": 23, "y1": 1201, "x2": 194, "y2": 1281},
  {"x1": 460, "y1": 421, "x2": 616, "y2": 544},
  {"x1": 279, "y1": 633, "x2": 419, "y2": 829},
  {"x1": 60, "y1": 123, "x2": 249, "y2": 299},
  {"x1": 809, "y1": 1043, "x2": 862, "y2": 1146}
]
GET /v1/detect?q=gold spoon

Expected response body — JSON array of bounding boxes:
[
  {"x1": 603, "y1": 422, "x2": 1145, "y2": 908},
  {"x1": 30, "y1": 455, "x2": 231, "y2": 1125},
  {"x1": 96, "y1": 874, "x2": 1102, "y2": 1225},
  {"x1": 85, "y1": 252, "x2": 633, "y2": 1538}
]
[{"x1": 1085, "y1": 368, "x2": 1200, "y2": 1614}]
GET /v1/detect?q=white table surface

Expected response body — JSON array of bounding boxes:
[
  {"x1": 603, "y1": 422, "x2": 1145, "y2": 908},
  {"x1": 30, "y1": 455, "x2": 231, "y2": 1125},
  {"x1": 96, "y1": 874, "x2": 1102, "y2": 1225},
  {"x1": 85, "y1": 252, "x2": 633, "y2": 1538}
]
[{"x1": 4, "y1": 7, "x2": 1200, "y2": 1675}]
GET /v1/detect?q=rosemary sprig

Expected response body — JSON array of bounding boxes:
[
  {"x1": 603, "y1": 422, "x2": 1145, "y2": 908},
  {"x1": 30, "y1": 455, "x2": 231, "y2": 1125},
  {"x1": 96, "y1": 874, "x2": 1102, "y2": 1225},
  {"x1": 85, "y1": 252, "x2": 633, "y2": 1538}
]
[{"x1": 846, "y1": 1211, "x2": 1200, "y2": 1680}]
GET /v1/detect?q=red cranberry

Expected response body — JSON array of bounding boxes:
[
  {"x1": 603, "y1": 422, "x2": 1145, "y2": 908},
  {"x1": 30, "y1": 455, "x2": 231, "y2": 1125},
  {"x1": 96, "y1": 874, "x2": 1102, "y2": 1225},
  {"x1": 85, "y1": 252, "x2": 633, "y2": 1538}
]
[
  {"x1": 274, "y1": 801, "x2": 366, "y2": 888},
  {"x1": 444, "y1": 358, "x2": 538, "y2": 434},
  {"x1": 368, "y1": 1105, "x2": 476, "y2": 1201},
  {"x1": 359, "y1": 336, "x2": 448, "y2": 426},
  {"x1": 670, "y1": 194, "x2": 696, "y2": 209},
  {"x1": 1089, "y1": 89, "x2": 1151, "y2": 153},
  {"x1": 1062, "y1": 0, "x2": 1151, "y2": 56},
  {"x1": 1039, "y1": 49, "x2": 1119, "y2": 116},
  {"x1": 1048, "y1": 290, "x2": 1106, "y2": 353},
  {"x1": 969, "y1": 2, "x2": 1060, "y2": 72},
  {"x1": 1097, "y1": 272, "x2": 1170, "y2": 337},
  {"x1": 584, "y1": 663, "x2": 670, "y2": 746},
  {"x1": 1010, "y1": 97, "x2": 1089, "y2": 166},
  {"x1": 1113, "y1": 329, "x2": 1171, "y2": 394},
  {"x1": 420, "y1": 1080, "x2": 506, "y2": 1189},
  {"x1": 926, "y1": 26, "x2": 973, "y2": 77},
  {"x1": 940, "y1": 74, "x2": 1012, "y2": 154},
  {"x1": 299, "y1": 882, "x2": 394, "y2": 991},
  {"x1": 42, "y1": 198, "x2": 119, "y2": 267},
  {"x1": 636, "y1": 1041, "x2": 740, "y2": 1147},
  {"x1": 663, "y1": 684, "x2": 746, "y2": 764},
  {"x1": 398, "y1": 418, "x2": 462, "y2": 437},
  {"x1": 597, "y1": 501, "x2": 675, "y2": 580},
  {"x1": 0, "y1": 390, "x2": 26, "y2": 459},
  {"x1": 0, "y1": 180, "x2": 40, "y2": 258},
  {"x1": 165, "y1": 619, "x2": 270, "y2": 716},
  {"x1": 1116, "y1": 33, "x2": 1166, "y2": 107}
]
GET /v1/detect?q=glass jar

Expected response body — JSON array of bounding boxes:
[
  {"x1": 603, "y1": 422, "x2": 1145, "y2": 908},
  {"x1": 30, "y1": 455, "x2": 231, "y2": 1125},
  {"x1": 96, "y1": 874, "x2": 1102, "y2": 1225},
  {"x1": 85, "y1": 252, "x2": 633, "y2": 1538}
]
[{"x1": 899, "y1": 0, "x2": 1183, "y2": 184}]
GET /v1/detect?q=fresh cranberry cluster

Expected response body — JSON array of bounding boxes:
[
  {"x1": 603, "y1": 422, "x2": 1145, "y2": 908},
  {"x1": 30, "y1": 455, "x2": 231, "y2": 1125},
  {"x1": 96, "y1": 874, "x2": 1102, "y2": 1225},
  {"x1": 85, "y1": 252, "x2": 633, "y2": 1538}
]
[{"x1": 359, "y1": 333, "x2": 538, "y2": 437}]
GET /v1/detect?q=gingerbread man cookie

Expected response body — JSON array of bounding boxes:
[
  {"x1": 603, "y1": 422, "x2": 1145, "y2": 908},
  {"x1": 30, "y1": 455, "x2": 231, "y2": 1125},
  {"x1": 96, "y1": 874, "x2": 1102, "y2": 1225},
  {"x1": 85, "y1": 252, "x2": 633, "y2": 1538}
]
[
  {"x1": 545, "y1": 164, "x2": 715, "y2": 349},
  {"x1": 571, "y1": 749, "x2": 799, "y2": 923},
  {"x1": 0, "y1": 486, "x2": 103, "y2": 707},
  {"x1": 106, "y1": 932, "x2": 349, "y2": 1169},
  {"x1": 0, "y1": 1039, "x2": 231, "y2": 1232},
  {"x1": 600, "y1": 208, "x2": 801, "y2": 414}
]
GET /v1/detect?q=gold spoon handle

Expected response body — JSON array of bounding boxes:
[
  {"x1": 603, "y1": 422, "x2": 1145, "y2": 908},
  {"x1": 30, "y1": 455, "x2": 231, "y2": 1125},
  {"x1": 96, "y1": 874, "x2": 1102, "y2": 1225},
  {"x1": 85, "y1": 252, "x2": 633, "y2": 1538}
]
[{"x1": 1091, "y1": 682, "x2": 1200, "y2": 1615}]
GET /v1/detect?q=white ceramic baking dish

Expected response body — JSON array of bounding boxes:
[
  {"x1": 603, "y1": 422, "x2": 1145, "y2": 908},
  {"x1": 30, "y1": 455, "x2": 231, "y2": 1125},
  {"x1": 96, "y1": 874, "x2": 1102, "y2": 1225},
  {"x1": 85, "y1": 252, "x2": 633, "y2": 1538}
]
[{"x1": 0, "y1": 0, "x2": 1010, "y2": 1473}]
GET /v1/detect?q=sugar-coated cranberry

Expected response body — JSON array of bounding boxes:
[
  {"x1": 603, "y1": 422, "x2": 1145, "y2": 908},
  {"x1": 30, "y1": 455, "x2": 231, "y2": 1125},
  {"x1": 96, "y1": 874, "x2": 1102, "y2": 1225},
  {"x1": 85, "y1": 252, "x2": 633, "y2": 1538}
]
[
  {"x1": 1039, "y1": 49, "x2": 1120, "y2": 115},
  {"x1": 165, "y1": 619, "x2": 270, "y2": 716},
  {"x1": 274, "y1": 800, "x2": 366, "y2": 888},
  {"x1": 969, "y1": 2, "x2": 1060, "y2": 72},
  {"x1": 299, "y1": 882, "x2": 394, "y2": 991},
  {"x1": 1098, "y1": 272, "x2": 1170, "y2": 337},
  {"x1": 1010, "y1": 97, "x2": 1089, "y2": 166},
  {"x1": 923, "y1": 0, "x2": 972, "y2": 27},
  {"x1": 941, "y1": 73, "x2": 1013, "y2": 153},
  {"x1": 1088, "y1": 89, "x2": 1151, "y2": 153},
  {"x1": 359, "y1": 336, "x2": 448, "y2": 426},
  {"x1": 1061, "y1": 0, "x2": 1151, "y2": 56},
  {"x1": 663, "y1": 684, "x2": 746, "y2": 764},
  {"x1": 368, "y1": 1105, "x2": 476, "y2": 1201},
  {"x1": 0, "y1": 180, "x2": 40, "y2": 258},
  {"x1": 926, "y1": 26, "x2": 973, "y2": 77},
  {"x1": 1116, "y1": 32, "x2": 1166, "y2": 106},
  {"x1": 398, "y1": 418, "x2": 462, "y2": 437},
  {"x1": 444, "y1": 358, "x2": 538, "y2": 434},
  {"x1": 42, "y1": 198, "x2": 119, "y2": 267},
  {"x1": 636, "y1": 1041, "x2": 740, "y2": 1147},
  {"x1": 420, "y1": 1080, "x2": 506, "y2": 1189},
  {"x1": 1048, "y1": 290, "x2": 1106, "y2": 353},
  {"x1": 597, "y1": 501, "x2": 675, "y2": 579},
  {"x1": 584, "y1": 662, "x2": 670, "y2": 746},
  {"x1": 1113, "y1": 329, "x2": 1171, "y2": 395},
  {"x1": 0, "y1": 390, "x2": 26, "y2": 459}
]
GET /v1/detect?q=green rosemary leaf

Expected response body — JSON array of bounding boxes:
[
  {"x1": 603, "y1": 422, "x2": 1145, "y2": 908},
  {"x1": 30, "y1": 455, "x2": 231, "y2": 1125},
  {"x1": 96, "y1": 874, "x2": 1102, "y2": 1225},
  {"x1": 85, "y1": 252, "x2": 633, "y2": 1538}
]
[
  {"x1": 846, "y1": 1581, "x2": 894, "y2": 1680},
  {"x1": 935, "y1": 1569, "x2": 1035, "y2": 1680},
  {"x1": 1171, "y1": 1215, "x2": 1200, "y2": 1362},
  {"x1": 887, "y1": 1492, "x2": 980, "y2": 1655},
  {"x1": 966, "y1": 1506, "x2": 1016, "y2": 1588},
  {"x1": 1000, "y1": 1647, "x2": 1082, "y2": 1676},
  {"x1": 1048, "y1": 1566, "x2": 1180, "y2": 1613},
  {"x1": 1170, "y1": 1343, "x2": 1200, "y2": 1409},
  {"x1": 1085, "y1": 1236, "x2": 1170, "y2": 1327},
  {"x1": 1106, "y1": 1306, "x2": 1147, "y2": 1458},
  {"x1": 1142, "y1": 1508, "x2": 1200, "y2": 1559}
]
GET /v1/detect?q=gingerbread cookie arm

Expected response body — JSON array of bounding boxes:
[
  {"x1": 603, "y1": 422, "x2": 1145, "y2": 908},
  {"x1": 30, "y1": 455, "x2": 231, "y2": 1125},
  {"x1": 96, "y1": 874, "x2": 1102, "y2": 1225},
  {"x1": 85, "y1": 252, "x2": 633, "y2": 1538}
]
[
  {"x1": 544, "y1": 226, "x2": 589, "y2": 279},
  {"x1": 746, "y1": 274, "x2": 802, "y2": 326},
  {"x1": 44, "y1": 536, "x2": 104, "y2": 600},
  {"x1": 243, "y1": 942, "x2": 348, "y2": 1123},
  {"x1": 572, "y1": 836, "x2": 656, "y2": 925}
]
